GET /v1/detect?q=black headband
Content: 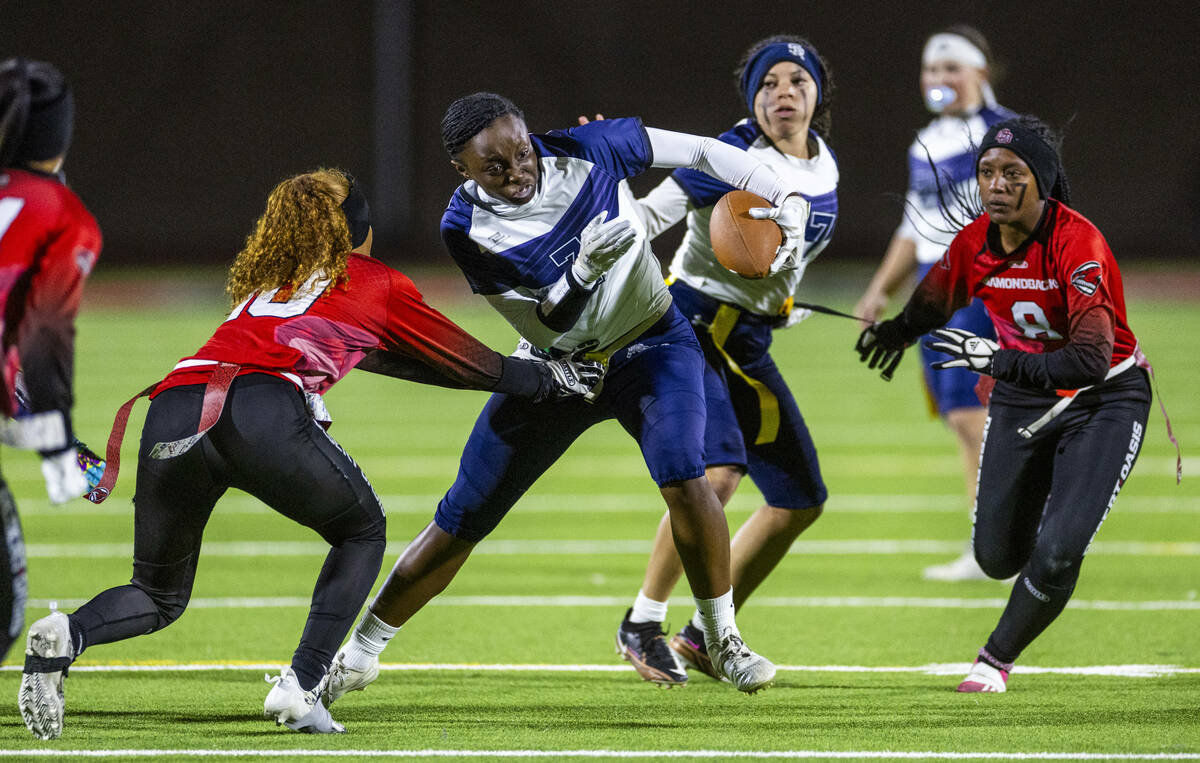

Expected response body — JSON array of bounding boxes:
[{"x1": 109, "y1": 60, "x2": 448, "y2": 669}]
[
  {"x1": 340, "y1": 175, "x2": 371, "y2": 248},
  {"x1": 977, "y1": 121, "x2": 1059, "y2": 200},
  {"x1": 2, "y1": 58, "x2": 74, "y2": 164}
]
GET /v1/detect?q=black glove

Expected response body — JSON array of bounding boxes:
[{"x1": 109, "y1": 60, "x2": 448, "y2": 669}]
[{"x1": 855, "y1": 318, "x2": 909, "y2": 381}]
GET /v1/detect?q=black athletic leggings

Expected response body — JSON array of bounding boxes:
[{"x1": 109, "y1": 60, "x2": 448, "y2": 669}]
[
  {"x1": 973, "y1": 371, "x2": 1151, "y2": 662},
  {"x1": 69, "y1": 374, "x2": 386, "y2": 689}
]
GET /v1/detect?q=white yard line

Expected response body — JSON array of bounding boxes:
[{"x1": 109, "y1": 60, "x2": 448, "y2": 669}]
[
  {"x1": 1, "y1": 749, "x2": 1198, "y2": 760},
  {"x1": 27, "y1": 595, "x2": 1200, "y2": 611},
  {"x1": 2, "y1": 661, "x2": 1196, "y2": 677},
  {"x1": 23, "y1": 539, "x2": 1200, "y2": 558}
]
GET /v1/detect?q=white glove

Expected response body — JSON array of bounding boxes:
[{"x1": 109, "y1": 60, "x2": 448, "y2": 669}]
[
  {"x1": 748, "y1": 194, "x2": 811, "y2": 276},
  {"x1": 41, "y1": 447, "x2": 90, "y2": 504},
  {"x1": 925, "y1": 328, "x2": 1000, "y2": 373},
  {"x1": 571, "y1": 211, "x2": 637, "y2": 286},
  {"x1": 781, "y1": 307, "x2": 813, "y2": 329},
  {"x1": 511, "y1": 339, "x2": 605, "y2": 402}
]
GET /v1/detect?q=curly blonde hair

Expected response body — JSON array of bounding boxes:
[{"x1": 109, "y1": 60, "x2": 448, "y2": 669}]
[{"x1": 226, "y1": 168, "x2": 354, "y2": 305}]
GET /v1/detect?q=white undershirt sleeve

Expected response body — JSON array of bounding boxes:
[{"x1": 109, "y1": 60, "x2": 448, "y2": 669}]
[
  {"x1": 645, "y1": 127, "x2": 793, "y2": 206},
  {"x1": 635, "y1": 177, "x2": 690, "y2": 240}
]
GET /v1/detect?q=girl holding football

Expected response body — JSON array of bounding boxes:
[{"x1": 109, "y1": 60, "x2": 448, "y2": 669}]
[
  {"x1": 856, "y1": 115, "x2": 1153, "y2": 693},
  {"x1": 601, "y1": 34, "x2": 839, "y2": 687},
  {"x1": 854, "y1": 26, "x2": 1014, "y2": 582}
]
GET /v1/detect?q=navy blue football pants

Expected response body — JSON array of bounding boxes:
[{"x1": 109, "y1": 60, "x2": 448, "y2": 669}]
[{"x1": 68, "y1": 374, "x2": 386, "y2": 689}]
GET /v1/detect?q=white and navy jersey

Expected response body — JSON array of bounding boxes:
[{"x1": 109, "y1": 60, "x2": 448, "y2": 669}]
[
  {"x1": 660, "y1": 120, "x2": 839, "y2": 316},
  {"x1": 899, "y1": 105, "x2": 1015, "y2": 265},
  {"x1": 441, "y1": 118, "x2": 670, "y2": 354}
]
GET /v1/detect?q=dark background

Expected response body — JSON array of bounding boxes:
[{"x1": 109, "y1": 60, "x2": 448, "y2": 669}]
[{"x1": 4, "y1": 1, "x2": 1198, "y2": 269}]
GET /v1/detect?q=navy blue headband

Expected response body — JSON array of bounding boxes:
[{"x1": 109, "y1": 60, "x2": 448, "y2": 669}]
[
  {"x1": 977, "y1": 121, "x2": 1059, "y2": 200},
  {"x1": 741, "y1": 41, "x2": 824, "y2": 115}
]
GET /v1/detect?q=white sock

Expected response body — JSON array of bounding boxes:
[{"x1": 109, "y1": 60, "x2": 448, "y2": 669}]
[
  {"x1": 629, "y1": 589, "x2": 669, "y2": 624},
  {"x1": 341, "y1": 610, "x2": 398, "y2": 671},
  {"x1": 694, "y1": 588, "x2": 737, "y2": 644}
]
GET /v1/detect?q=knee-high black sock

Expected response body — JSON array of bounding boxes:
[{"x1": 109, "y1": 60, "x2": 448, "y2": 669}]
[
  {"x1": 69, "y1": 584, "x2": 168, "y2": 658},
  {"x1": 985, "y1": 572, "x2": 1076, "y2": 664}
]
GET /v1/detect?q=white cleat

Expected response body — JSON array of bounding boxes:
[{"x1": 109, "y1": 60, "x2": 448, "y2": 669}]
[
  {"x1": 707, "y1": 630, "x2": 776, "y2": 694},
  {"x1": 323, "y1": 648, "x2": 380, "y2": 706},
  {"x1": 263, "y1": 667, "x2": 345, "y2": 733},
  {"x1": 956, "y1": 659, "x2": 1009, "y2": 693},
  {"x1": 922, "y1": 551, "x2": 992, "y2": 582},
  {"x1": 19, "y1": 611, "x2": 75, "y2": 740}
]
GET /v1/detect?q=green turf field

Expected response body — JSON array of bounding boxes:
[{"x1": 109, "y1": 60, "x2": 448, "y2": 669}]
[{"x1": 0, "y1": 265, "x2": 1196, "y2": 760}]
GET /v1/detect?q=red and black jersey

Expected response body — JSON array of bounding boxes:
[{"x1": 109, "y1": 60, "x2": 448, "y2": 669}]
[
  {"x1": 903, "y1": 200, "x2": 1140, "y2": 397},
  {"x1": 159, "y1": 254, "x2": 506, "y2": 396},
  {"x1": 0, "y1": 168, "x2": 101, "y2": 421}
]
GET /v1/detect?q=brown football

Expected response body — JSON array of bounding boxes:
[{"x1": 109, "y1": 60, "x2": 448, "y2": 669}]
[{"x1": 708, "y1": 190, "x2": 781, "y2": 279}]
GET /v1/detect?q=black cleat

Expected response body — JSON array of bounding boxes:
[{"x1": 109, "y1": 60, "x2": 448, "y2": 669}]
[
  {"x1": 615, "y1": 609, "x2": 687, "y2": 687},
  {"x1": 669, "y1": 621, "x2": 722, "y2": 681}
]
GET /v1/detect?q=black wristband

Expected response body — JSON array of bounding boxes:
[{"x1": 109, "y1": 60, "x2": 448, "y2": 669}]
[{"x1": 536, "y1": 269, "x2": 597, "y2": 332}]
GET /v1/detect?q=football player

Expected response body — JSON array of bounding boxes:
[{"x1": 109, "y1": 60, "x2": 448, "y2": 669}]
[
  {"x1": 857, "y1": 115, "x2": 1155, "y2": 693},
  {"x1": 854, "y1": 26, "x2": 1015, "y2": 582},
  {"x1": 17, "y1": 168, "x2": 600, "y2": 739},
  {"x1": 327, "y1": 91, "x2": 819, "y2": 701},
  {"x1": 600, "y1": 35, "x2": 838, "y2": 687},
  {"x1": 0, "y1": 58, "x2": 103, "y2": 665}
]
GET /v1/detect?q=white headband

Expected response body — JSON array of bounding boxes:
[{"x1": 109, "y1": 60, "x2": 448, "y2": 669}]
[{"x1": 922, "y1": 33, "x2": 988, "y2": 70}]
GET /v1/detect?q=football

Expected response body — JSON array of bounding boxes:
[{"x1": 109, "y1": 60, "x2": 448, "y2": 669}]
[{"x1": 708, "y1": 190, "x2": 782, "y2": 279}]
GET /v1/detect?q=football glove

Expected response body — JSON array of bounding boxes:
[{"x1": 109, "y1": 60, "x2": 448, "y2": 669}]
[
  {"x1": 571, "y1": 211, "x2": 637, "y2": 286},
  {"x1": 536, "y1": 354, "x2": 605, "y2": 402},
  {"x1": 41, "y1": 446, "x2": 91, "y2": 504},
  {"x1": 855, "y1": 319, "x2": 909, "y2": 381},
  {"x1": 747, "y1": 194, "x2": 811, "y2": 276},
  {"x1": 925, "y1": 328, "x2": 999, "y2": 373},
  {"x1": 75, "y1": 439, "x2": 106, "y2": 490},
  {"x1": 512, "y1": 339, "x2": 606, "y2": 402}
]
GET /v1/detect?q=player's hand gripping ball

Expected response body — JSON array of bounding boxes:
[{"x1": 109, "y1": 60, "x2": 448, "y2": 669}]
[
  {"x1": 709, "y1": 191, "x2": 783, "y2": 279},
  {"x1": 925, "y1": 327, "x2": 999, "y2": 373}
]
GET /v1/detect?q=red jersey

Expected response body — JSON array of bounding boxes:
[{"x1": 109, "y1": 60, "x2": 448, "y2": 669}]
[
  {"x1": 0, "y1": 169, "x2": 101, "y2": 419},
  {"x1": 906, "y1": 201, "x2": 1139, "y2": 395},
  {"x1": 159, "y1": 253, "x2": 503, "y2": 395}
]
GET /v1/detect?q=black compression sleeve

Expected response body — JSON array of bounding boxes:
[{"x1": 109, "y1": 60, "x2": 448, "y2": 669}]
[
  {"x1": 492, "y1": 356, "x2": 547, "y2": 399},
  {"x1": 988, "y1": 308, "x2": 1114, "y2": 390}
]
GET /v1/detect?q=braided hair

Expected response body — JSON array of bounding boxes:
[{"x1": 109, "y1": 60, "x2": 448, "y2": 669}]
[
  {"x1": 733, "y1": 35, "x2": 835, "y2": 142},
  {"x1": 441, "y1": 93, "x2": 524, "y2": 157},
  {"x1": 0, "y1": 58, "x2": 73, "y2": 169}
]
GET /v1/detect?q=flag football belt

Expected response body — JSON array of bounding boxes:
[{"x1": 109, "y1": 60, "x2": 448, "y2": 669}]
[
  {"x1": 84, "y1": 362, "x2": 241, "y2": 504},
  {"x1": 555, "y1": 299, "x2": 672, "y2": 366},
  {"x1": 1017, "y1": 347, "x2": 1181, "y2": 484},
  {"x1": 1017, "y1": 353, "x2": 1137, "y2": 439}
]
